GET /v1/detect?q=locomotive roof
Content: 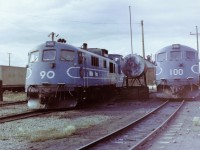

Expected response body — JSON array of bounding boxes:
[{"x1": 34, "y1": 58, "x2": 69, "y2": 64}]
[
  {"x1": 30, "y1": 41, "x2": 114, "y2": 59},
  {"x1": 31, "y1": 41, "x2": 79, "y2": 51},
  {"x1": 156, "y1": 44, "x2": 197, "y2": 54}
]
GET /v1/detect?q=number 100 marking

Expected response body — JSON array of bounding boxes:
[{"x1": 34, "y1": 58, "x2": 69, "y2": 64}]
[{"x1": 170, "y1": 69, "x2": 183, "y2": 76}]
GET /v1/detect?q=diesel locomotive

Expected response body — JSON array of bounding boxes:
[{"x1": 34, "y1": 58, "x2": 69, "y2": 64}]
[
  {"x1": 25, "y1": 38, "x2": 124, "y2": 109},
  {"x1": 155, "y1": 44, "x2": 200, "y2": 99}
]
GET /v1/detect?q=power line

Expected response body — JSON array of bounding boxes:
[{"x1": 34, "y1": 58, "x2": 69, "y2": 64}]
[{"x1": 0, "y1": 11, "x2": 140, "y2": 25}]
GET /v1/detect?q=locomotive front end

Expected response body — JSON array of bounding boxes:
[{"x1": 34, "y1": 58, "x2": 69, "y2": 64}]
[
  {"x1": 155, "y1": 44, "x2": 200, "y2": 99},
  {"x1": 26, "y1": 40, "x2": 81, "y2": 109}
]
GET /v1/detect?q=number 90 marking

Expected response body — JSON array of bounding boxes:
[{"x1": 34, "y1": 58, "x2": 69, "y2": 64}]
[
  {"x1": 40, "y1": 71, "x2": 55, "y2": 79},
  {"x1": 170, "y1": 69, "x2": 183, "y2": 76}
]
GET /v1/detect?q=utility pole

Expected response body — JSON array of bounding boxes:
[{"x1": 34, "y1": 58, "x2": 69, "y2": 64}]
[
  {"x1": 190, "y1": 26, "x2": 200, "y2": 60},
  {"x1": 129, "y1": 6, "x2": 133, "y2": 55},
  {"x1": 8, "y1": 53, "x2": 11, "y2": 66},
  {"x1": 141, "y1": 20, "x2": 145, "y2": 59}
]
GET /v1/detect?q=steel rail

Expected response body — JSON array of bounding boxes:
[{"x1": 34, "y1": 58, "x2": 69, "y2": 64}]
[
  {"x1": 78, "y1": 100, "x2": 169, "y2": 150},
  {"x1": 0, "y1": 107, "x2": 74, "y2": 124},
  {"x1": 0, "y1": 110, "x2": 51, "y2": 124},
  {"x1": 0, "y1": 100, "x2": 27, "y2": 107},
  {"x1": 130, "y1": 100, "x2": 184, "y2": 150}
]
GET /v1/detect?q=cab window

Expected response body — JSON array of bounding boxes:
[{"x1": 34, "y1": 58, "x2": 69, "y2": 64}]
[
  {"x1": 103, "y1": 60, "x2": 107, "y2": 68},
  {"x1": 60, "y1": 50, "x2": 75, "y2": 61},
  {"x1": 170, "y1": 51, "x2": 181, "y2": 61},
  {"x1": 91, "y1": 56, "x2": 99, "y2": 67},
  {"x1": 43, "y1": 49, "x2": 56, "y2": 61},
  {"x1": 29, "y1": 51, "x2": 39, "y2": 63},
  {"x1": 157, "y1": 52, "x2": 166, "y2": 62},
  {"x1": 186, "y1": 51, "x2": 195, "y2": 60}
]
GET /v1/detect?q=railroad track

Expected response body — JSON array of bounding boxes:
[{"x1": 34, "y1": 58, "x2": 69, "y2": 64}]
[
  {"x1": 0, "y1": 110, "x2": 51, "y2": 124},
  {"x1": 0, "y1": 100, "x2": 27, "y2": 107},
  {"x1": 0, "y1": 107, "x2": 75, "y2": 124},
  {"x1": 78, "y1": 100, "x2": 184, "y2": 150}
]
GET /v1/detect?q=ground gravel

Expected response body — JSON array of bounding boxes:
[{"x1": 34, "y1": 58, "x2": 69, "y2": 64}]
[
  {"x1": 142, "y1": 100, "x2": 200, "y2": 150},
  {"x1": 0, "y1": 95, "x2": 162, "y2": 150}
]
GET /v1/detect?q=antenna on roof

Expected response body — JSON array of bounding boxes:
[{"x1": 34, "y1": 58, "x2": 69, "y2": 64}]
[{"x1": 48, "y1": 32, "x2": 59, "y2": 41}]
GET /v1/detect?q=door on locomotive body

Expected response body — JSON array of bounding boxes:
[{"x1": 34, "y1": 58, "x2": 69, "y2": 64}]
[
  {"x1": 108, "y1": 60, "x2": 117, "y2": 85},
  {"x1": 77, "y1": 51, "x2": 86, "y2": 86}
]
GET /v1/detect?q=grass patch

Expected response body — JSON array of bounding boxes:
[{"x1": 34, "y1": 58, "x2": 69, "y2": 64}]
[
  {"x1": 3, "y1": 92, "x2": 26, "y2": 101},
  {"x1": 9, "y1": 115, "x2": 110, "y2": 142},
  {"x1": 30, "y1": 125, "x2": 76, "y2": 142}
]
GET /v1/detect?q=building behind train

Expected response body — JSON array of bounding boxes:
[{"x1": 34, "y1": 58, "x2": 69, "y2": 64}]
[{"x1": 0, "y1": 65, "x2": 26, "y2": 92}]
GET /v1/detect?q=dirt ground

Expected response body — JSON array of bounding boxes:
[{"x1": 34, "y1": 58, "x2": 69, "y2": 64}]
[
  {"x1": 0, "y1": 94, "x2": 161, "y2": 150},
  {"x1": 3, "y1": 91, "x2": 200, "y2": 150}
]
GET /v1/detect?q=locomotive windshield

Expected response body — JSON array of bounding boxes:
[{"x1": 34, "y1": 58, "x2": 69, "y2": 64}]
[
  {"x1": 170, "y1": 51, "x2": 181, "y2": 60},
  {"x1": 60, "y1": 50, "x2": 75, "y2": 61},
  {"x1": 186, "y1": 51, "x2": 195, "y2": 60},
  {"x1": 29, "y1": 51, "x2": 39, "y2": 63},
  {"x1": 42, "y1": 49, "x2": 56, "y2": 61},
  {"x1": 157, "y1": 52, "x2": 166, "y2": 62}
]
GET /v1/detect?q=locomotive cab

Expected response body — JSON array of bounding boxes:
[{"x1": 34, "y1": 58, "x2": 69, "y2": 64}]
[{"x1": 26, "y1": 41, "x2": 79, "y2": 109}]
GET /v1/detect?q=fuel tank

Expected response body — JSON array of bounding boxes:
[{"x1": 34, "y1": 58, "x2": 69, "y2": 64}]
[{"x1": 121, "y1": 54, "x2": 146, "y2": 78}]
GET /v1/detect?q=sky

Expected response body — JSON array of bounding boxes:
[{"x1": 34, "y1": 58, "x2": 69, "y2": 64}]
[{"x1": 0, "y1": 0, "x2": 200, "y2": 67}]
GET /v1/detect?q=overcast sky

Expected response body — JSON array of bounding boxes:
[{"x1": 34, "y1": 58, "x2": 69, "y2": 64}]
[{"x1": 0, "y1": 0, "x2": 200, "y2": 67}]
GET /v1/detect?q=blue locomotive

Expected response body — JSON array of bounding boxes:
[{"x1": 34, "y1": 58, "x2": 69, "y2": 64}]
[
  {"x1": 25, "y1": 35, "x2": 124, "y2": 109},
  {"x1": 155, "y1": 44, "x2": 200, "y2": 99}
]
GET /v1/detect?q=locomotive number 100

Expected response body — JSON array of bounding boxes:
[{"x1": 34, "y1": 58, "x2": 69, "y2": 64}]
[{"x1": 170, "y1": 69, "x2": 183, "y2": 76}]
